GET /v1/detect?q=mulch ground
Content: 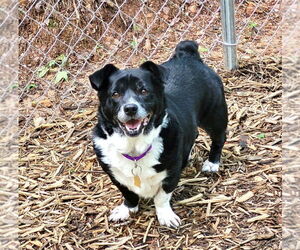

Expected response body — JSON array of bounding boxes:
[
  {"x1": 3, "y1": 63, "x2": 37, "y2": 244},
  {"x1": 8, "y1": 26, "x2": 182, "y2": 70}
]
[{"x1": 19, "y1": 1, "x2": 282, "y2": 249}]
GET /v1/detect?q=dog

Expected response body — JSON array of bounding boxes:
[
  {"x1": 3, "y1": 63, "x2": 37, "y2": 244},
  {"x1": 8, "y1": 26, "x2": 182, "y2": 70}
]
[{"x1": 89, "y1": 40, "x2": 228, "y2": 228}]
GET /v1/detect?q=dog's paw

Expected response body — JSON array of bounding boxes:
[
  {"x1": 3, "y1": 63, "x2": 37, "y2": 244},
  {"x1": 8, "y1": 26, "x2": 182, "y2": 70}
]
[
  {"x1": 202, "y1": 160, "x2": 219, "y2": 172},
  {"x1": 108, "y1": 203, "x2": 138, "y2": 222},
  {"x1": 156, "y1": 206, "x2": 181, "y2": 228}
]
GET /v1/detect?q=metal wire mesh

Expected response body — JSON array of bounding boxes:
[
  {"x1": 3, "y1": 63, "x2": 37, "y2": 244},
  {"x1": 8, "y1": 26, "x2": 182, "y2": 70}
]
[
  {"x1": 16, "y1": 0, "x2": 285, "y2": 133},
  {"x1": 0, "y1": 0, "x2": 18, "y2": 248}
]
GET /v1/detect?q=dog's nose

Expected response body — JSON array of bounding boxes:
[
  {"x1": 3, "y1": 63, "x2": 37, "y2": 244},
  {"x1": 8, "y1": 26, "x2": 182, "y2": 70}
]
[{"x1": 124, "y1": 104, "x2": 138, "y2": 116}]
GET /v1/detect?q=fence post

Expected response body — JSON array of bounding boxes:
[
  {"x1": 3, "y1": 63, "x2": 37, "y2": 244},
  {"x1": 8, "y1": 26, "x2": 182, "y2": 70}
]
[{"x1": 220, "y1": 0, "x2": 238, "y2": 70}]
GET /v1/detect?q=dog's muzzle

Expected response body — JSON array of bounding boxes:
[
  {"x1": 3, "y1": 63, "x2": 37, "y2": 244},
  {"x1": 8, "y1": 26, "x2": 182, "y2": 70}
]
[
  {"x1": 117, "y1": 103, "x2": 151, "y2": 136},
  {"x1": 118, "y1": 114, "x2": 151, "y2": 137}
]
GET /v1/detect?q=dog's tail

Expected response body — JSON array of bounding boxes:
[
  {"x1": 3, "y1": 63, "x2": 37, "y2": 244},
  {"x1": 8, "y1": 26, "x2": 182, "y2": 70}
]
[{"x1": 174, "y1": 40, "x2": 202, "y2": 61}]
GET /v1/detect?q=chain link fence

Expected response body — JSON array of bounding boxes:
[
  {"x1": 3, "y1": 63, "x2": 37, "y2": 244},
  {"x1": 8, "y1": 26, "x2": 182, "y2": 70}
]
[
  {"x1": 1, "y1": 0, "x2": 298, "y2": 248},
  {"x1": 16, "y1": 0, "x2": 284, "y2": 135},
  {"x1": 0, "y1": 0, "x2": 18, "y2": 249}
]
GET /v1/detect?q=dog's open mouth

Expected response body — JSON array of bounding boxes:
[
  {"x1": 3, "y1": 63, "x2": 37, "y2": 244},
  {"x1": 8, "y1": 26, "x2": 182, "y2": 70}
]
[{"x1": 119, "y1": 114, "x2": 151, "y2": 136}]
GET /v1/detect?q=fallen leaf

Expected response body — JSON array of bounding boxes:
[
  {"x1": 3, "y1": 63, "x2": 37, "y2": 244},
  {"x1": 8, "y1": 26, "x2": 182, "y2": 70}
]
[
  {"x1": 33, "y1": 117, "x2": 46, "y2": 127},
  {"x1": 253, "y1": 176, "x2": 264, "y2": 182},
  {"x1": 256, "y1": 133, "x2": 266, "y2": 139},
  {"x1": 86, "y1": 173, "x2": 92, "y2": 184},
  {"x1": 236, "y1": 191, "x2": 254, "y2": 203},
  {"x1": 144, "y1": 39, "x2": 151, "y2": 50},
  {"x1": 39, "y1": 99, "x2": 52, "y2": 108},
  {"x1": 54, "y1": 71, "x2": 69, "y2": 83},
  {"x1": 188, "y1": 5, "x2": 197, "y2": 13},
  {"x1": 163, "y1": 7, "x2": 170, "y2": 15},
  {"x1": 246, "y1": 3, "x2": 255, "y2": 16}
]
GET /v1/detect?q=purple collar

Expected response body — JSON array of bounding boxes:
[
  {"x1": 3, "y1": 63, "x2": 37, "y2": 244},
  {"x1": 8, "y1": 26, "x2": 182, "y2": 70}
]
[{"x1": 122, "y1": 145, "x2": 152, "y2": 161}]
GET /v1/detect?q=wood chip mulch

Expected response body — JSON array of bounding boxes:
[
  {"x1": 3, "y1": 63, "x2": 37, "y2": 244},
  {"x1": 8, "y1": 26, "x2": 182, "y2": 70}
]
[{"x1": 19, "y1": 56, "x2": 282, "y2": 249}]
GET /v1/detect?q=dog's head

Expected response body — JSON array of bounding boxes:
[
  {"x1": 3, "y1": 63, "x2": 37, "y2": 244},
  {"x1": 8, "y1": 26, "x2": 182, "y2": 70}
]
[{"x1": 89, "y1": 61, "x2": 168, "y2": 137}]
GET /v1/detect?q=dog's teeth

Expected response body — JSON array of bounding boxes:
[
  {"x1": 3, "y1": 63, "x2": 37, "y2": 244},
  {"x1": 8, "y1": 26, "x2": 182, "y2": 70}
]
[{"x1": 143, "y1": 118, "x2": 149, "y2": 126}]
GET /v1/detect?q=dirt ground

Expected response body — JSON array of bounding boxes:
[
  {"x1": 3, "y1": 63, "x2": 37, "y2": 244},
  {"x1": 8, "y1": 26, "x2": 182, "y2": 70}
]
[{"x1": 19, "y1": 1, "x2": 282, "y2": 249}]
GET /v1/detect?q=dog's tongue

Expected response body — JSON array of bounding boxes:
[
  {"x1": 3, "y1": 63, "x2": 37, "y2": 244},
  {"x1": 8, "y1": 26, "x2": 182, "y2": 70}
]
[{"x1": 125, "y1": 119, "x2": 142, "y2": 130}]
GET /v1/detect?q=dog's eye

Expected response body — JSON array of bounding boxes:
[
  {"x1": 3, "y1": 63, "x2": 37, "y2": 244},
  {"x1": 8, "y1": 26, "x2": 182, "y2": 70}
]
[
  {"x1": 140, "y1": 89, "x2": 148, "y2": 95},
  {"x1": 112, "y1": 92, "x2": 120, "y2": 98}
]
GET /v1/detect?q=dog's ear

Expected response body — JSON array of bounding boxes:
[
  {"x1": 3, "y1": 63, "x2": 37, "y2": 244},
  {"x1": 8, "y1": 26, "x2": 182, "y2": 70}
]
[
  {"x1": 140, "y1": 61, "x2": 169, "y2": 83},
  {"x1": 89, "y1": 64, "x2": 119, "y2": 91}
]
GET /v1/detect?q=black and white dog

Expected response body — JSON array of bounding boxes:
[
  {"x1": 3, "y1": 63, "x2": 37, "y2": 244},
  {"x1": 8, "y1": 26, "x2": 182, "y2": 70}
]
[{"x1": 89, "y1": 41, "x2": 228, "y2": 228}]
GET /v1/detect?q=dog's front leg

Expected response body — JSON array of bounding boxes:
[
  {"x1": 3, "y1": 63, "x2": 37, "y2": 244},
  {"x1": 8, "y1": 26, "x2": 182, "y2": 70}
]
[
  {"x1": 154, "y1": 188, "x2": 181, "y2": 228},
  {"x1": 108, "y1": 179, "x2": 139, "y2": 222}
]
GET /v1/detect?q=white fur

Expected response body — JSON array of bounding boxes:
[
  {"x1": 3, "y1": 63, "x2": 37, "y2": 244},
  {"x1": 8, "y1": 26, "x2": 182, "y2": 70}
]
[
  {"x1": 154, "y1": 188, "x2": 181, "y2": 228},
  {"x1": 117, "y1": 97, "x2": 147, "y2": 122},
  {"x1": 202, "y1": 160, "x2": 219, "y2": 172},
  {"x1": 93, "y1": 115, "x2": 169, "y2": 199},
  {"x1": 108, "y1": 203, "x2": 138, "y2": 222}
]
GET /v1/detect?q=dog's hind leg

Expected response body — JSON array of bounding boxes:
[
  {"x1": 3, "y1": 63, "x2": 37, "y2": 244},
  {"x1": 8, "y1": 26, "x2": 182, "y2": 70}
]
[
  {"x1": 188, "y1": 131, "x2": 199, "y2": 161},
  {"x1": 200, "y1": 108, "x2": 227, "y2": 172},
  {"x1": 202, "y1": 131, "x2": 226, "y2": 172}
]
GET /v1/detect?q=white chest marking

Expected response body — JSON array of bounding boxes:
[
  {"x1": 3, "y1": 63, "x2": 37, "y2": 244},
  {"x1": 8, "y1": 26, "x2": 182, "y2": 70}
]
[{"x1": 93, "y1": 117, "x2": 168, "y2": 198}]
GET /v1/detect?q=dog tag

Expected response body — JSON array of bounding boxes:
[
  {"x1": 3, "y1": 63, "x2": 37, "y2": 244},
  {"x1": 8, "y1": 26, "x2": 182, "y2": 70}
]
[{"x1": 134, "y1": 175, "x2": 141, "y2": 188}]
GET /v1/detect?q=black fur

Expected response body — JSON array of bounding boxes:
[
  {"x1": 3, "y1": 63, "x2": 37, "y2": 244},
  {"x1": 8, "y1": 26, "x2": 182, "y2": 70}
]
[{"x1": 90, "y1": 40, "x2": 228, "y2": 208}]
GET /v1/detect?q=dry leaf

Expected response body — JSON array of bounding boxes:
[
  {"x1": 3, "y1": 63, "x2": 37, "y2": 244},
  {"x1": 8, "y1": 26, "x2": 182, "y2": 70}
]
[
  {"x1": 246, "y1": 3, "x2": 255, "y2": 16},
  {"x1": 188, "y1": 5, "x2": 197, "y2": 13},
  {"x1": 144, "y1": 39, "x2": 151, "y2": 50},
  {"x1": 39, "y1": 98, "x2": 53, "y2": 108},
  {"x1": 33, "y1": 117, "x2": 46, "y2": 127},
  {"x1": 236, "y1": 191, "x2": 254, "y2": 203}
]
